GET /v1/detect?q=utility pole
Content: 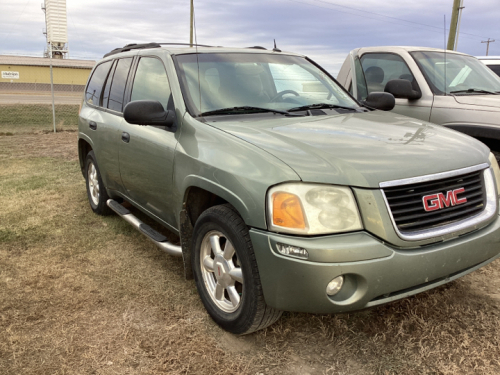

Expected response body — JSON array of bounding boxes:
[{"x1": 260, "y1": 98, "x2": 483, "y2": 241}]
[
  {"x1": 454, "y1": 0, "x2": 465, "y2": 50},
  {"x1": 189, "y1": 0, "x2": 194, "y2": 47},
  {"x1": 447, "y1": 0, "x2": 461, "y2": 50},
  {"x1": 481, "y1": 38, "x2": 495, "y2": 56}
]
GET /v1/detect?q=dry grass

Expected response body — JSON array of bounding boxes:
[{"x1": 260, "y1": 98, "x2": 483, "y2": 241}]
[{"x1": 1, "y1": 132, "x2": 500, "y2": 375}]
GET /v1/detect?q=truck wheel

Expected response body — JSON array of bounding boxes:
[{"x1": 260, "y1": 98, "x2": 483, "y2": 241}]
[
  {"x1": 85, "y1": 150, "x2": 112, "y2": 216},
  {"x1": 192, "y1": 204, "x2": 282, "y2": 334}
]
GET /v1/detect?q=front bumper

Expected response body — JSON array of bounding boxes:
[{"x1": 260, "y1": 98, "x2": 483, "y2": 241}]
[{"x1": 250, "y1": 215, "x2": 500, "y2": 313}]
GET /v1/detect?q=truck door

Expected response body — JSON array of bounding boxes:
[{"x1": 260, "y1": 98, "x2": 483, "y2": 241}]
[
  {"x1": 118, "y1": 56, "x2": 179, "y2": 228},
  {"x1": 359, "y1": 53, "x2": 433, "y2": 122}
]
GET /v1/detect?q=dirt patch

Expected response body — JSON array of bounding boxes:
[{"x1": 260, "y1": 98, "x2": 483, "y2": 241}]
[
  {"x1": 0, "y1": 131, "x2": 78, "y2": 161},
  {"x1": 1, "y1": 132, "x2": 500, "y2": 375}
]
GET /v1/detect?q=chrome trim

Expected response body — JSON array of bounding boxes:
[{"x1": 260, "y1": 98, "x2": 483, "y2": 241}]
[
  {"x1": 379, "y1": 163, "x2": 489, "y2": 188},
  {"x1": 380, "y1": 167, "x2": 498, "y2": 241}
]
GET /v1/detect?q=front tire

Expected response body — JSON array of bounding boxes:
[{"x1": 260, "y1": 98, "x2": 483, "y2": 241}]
[
  {"x1": 85, "y1": 150, "x2": 112, "y2": 216},
  {"x1": 192, "y1": 204, "x2": 282, "y2": 334}
]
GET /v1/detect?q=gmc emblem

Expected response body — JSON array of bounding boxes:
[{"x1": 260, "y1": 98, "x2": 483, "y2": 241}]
[{"x1": 422, "y1": 188, "x2": 467, "y2": 212}]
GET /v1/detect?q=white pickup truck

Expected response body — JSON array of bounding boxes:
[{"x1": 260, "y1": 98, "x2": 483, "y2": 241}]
[{"x1": 337, "y1": 46, "x2": 500, "y2": 160}]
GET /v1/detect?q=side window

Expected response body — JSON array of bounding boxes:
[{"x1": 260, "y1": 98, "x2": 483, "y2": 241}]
[
  {"x1": 354, "y1": 57, "x2": 368, "y2": 101},
  {"x1": 131, "y1": 57, "x2": 171, "y2": 109},
  {"x1": 85, "y1": 60, "x2": 113, "y2": 105},
  {"x1": 360, "y1": 53, "x2": 415, "y2": 94},
  {"x1": 101, "y1": 61, "x2": 117, "y2": 108},
  {"x1": 107, "y1": 58, "x2": 133, "y2": 112}
]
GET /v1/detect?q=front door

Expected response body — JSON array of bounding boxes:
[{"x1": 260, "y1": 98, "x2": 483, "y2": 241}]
[{"x1": 118, "y1": 56, "x2": 179, "y2": 228}]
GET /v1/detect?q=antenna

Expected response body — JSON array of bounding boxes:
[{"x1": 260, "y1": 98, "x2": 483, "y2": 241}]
[
  {"x1": 193, "y1": 1, "x2": 202, "y2": 115},
  {"x1": 273, "y1": 39, "x2": 281, "y2": 52},
  {"x1": 444, "y1": 15, "x2": 447, "y2": 96}
]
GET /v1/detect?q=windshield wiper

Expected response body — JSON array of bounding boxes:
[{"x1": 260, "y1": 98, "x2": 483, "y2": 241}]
[
  {"x1": 199, "y1": 106, "x2": 302, "y2": 117},
  {"x1": 287, "y1": 103, "x2": 358, "y2": 112},
  {"x1": 449, "y1": 88, "x2": 499, "y2": 95}
]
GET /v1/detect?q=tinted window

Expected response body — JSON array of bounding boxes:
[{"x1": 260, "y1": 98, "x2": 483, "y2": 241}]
[
  {"x1": 85, "y1": 60, "x2": 113, "y2": 105},
  {"x1": 107, "y1": 58, "x2": 133, "y2": 112},
  {"x1": 101, "y1": 61, "x2": 117, "y2": 108},
  {"x1": 487, "y1": 64, "x2": 500, "y2": 77},
  {"x1": 131, "y1": 57, "x2": 171, "y2": 108},
  {"x1": 360, "y1": 53, "x2": 415, "y2": 94}
]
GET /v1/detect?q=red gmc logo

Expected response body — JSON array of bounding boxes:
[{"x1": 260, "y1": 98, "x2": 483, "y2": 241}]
[{"x1": 422, "y1": 188, "x2": 467, "y2": 212}]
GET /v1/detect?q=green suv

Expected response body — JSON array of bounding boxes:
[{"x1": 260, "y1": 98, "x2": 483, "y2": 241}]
[{"x1": 78, "y1": 43, "x2": 500, "y2": 334}]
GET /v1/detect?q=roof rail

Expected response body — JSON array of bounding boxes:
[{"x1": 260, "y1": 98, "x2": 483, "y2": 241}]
[
  {"x1": 247, "y1": 46, "x2": 267, "y2": 50},
  {"x1": 103, "y1": 42, "x2": 216, "y2": 58},
  {"x1": 103, "y1": 43, "x2": 161, "y2": 58},
  {"x1": 158, "y1": 43, "x2": 215, "y2": 48}
]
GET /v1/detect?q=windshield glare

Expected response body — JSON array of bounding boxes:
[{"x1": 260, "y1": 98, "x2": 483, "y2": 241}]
[
  {"x1": 411, "y1": 51, "x2": 500, "y2": 95},
  {"x1": 174, "y1": 53, "x2": 358, "y2": 115}
]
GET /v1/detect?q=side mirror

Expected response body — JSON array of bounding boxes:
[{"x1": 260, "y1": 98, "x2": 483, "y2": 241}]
[
  {"x1": 361, "y1": 92, "x2": 395, "y2": 111},
  {"x1": 384, "y1": 79, "x2": 422, "y2": 100},
  {"x1": 123, "y1": 100, "x2": 174, "y2": 127}
]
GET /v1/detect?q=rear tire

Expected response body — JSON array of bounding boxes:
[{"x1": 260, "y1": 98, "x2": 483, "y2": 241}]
[
  {"x1": 192, "y1": 204, "x2": 282, "y2": 334},
  {"x1": 85, "y1": 150, "x2": 112, "y2": 216}
]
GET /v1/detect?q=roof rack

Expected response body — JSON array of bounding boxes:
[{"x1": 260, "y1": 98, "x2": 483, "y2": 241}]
[{"x1": 103, "y1": 42, "x2": 215, "y2": 58}]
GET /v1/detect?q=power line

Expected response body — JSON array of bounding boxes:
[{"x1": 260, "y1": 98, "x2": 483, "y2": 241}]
[
  {"x1": 3, "y1": 0, "x2": 33, "y2": 39},
  {"x1": 288, "y1": 0, "x2": 497, "y2": 42}
]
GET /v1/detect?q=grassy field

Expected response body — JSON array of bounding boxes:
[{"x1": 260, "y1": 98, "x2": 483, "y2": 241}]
[
  {"x1": 1, "y1": 131, "x2": 500, "y2": 374},
  {"x1": 0, "y1": 104, "x2": 79, "y2": 135}
]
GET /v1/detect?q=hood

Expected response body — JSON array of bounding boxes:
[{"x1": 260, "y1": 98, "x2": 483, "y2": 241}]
[
  {"x1": 452, "y1": 93, "x2": 500, "y2": 109},
  {"x1": 206, "y1": 111, "x2": 490, "y2": 188}
]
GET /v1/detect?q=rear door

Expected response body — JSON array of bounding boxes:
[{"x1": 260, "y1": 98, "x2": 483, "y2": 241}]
[
  {"x1": 84, "y1": 57, "x2": 134, "y2": 192},
  {"x1": 118, "y1": 56, "x2": 179, "y2": 227}
]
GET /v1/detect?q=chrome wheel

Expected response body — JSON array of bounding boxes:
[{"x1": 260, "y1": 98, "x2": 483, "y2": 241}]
[
  {"x1": 200, "y1": 230, "x2": 244, "y2": 313},
  {"x1": 87, "y1": 162, "x2": 100, "y2": 206}
]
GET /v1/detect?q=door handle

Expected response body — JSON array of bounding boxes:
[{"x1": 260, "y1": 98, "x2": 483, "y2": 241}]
[
  {"x1": 121, "y1": 132, "x2": 130, "y2": 143},
  {"x1": 89, "y1": 121, "x2": 97, "y2": 130}
]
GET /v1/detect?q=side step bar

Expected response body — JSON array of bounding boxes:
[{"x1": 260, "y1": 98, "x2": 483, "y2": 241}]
[{"x1": 107, "y1": 199, "x2": 182, "y2": 257}]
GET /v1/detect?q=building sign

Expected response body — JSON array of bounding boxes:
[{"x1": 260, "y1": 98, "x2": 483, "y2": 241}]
[{"x1": 2, "y1": 71, "x2": 20, "y2": 79}]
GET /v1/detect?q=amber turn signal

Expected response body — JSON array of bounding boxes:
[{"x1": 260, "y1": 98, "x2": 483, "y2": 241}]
[{"x1": 272, "y1": 192, "x2": 306, "y2": 229}]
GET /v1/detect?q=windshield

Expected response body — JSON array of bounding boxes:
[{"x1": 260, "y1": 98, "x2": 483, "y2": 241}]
[
  {"x1": 411, "y1": 51, "x2": 500, "y2": 95},
  {"x1": 174, "y1": 53, "x2": 358, "y2": 116}
]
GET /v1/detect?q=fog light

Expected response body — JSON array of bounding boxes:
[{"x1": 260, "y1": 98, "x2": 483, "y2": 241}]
[
  {"x1": 276, "y1": 243, "x2": 309, "y2": 259},
  {"x1": 326, "y1": 276, "x2": 344, "y2": 296}
]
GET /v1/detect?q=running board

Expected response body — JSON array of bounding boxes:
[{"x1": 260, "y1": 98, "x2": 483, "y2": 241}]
[{"x1": 107, "y1": 199, "x2": 182, "y2": 257}]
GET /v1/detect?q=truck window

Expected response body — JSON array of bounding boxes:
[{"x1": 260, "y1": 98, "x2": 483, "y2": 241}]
[
  {"x1": 354, "y1": 57, "x2": 368, "y2": 101},
  {"x1": 131, "y1": 57, "x2": 172, "y2": 109},
  {"x1": 85, "y1": 60, "x2": 113, "y2": 106},
  {"x1": 106, "y1": 58, "x2": 133, "y2": 112},
  {"x1": 360, "y1": 53, "x2": 415, "y2": 94}
]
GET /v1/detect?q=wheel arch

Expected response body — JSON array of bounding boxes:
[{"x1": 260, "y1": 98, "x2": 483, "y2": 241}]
[
  {"x1": 179, "y1": 176, "x2": 253, "y2": 281},
  {"x1": 78, "y1": 138, "x2": 93, "y2": 177}
]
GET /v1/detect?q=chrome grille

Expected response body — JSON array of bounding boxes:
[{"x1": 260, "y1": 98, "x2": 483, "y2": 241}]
[{"x1": 382, "y1": 170, "x2": 486, "y2": 233}]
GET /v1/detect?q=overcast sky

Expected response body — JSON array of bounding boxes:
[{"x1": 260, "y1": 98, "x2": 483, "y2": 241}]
[{"x1": 1, "y1": 0, "x2": 499, "y2": 74}]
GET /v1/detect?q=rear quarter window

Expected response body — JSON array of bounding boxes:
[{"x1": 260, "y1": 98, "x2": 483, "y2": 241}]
[{"x1": 85, "y1": 60, "x2": 113, "y2": 106}]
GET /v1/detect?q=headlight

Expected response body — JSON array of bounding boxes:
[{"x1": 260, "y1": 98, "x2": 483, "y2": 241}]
[
  {"x1": 489, "y1": 153, "x2": 500, "y2": 198},
  {"x1": 267, "y1": 183, "x2": 363, "y2": 235}
]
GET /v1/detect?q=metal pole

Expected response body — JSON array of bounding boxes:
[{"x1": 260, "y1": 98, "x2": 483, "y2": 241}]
[
  {"x1": 454, "y1": 0, "x2": 464, "y2": 50},
  {"x1": 190, "y1": 0, "x2": 194, "y2": 47},
  {"x1": 49, "y1": 44, "x2": 56, "y2": 133},
  {"x1": 447, "y1": 0, "x2": 461, "y2": 50}
]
